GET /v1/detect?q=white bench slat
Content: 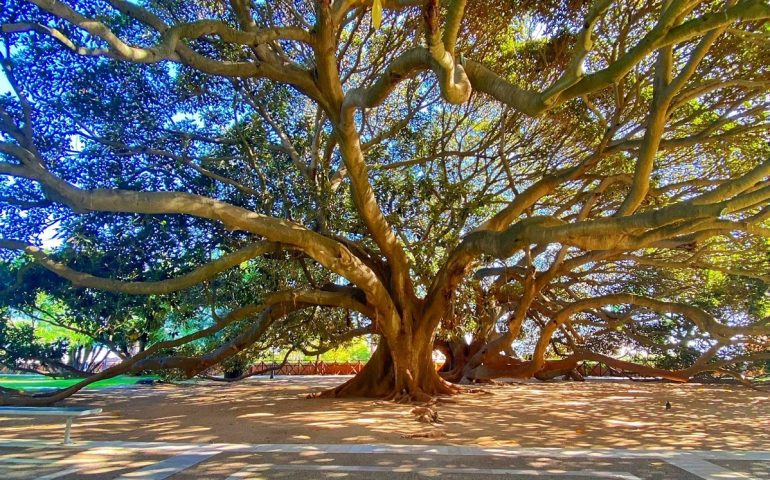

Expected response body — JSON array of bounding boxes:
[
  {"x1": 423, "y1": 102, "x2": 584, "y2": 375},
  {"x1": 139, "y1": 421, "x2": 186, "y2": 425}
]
[
  {"x1": 0, "y1": 407, "x2": 102, "y2": 416},
  {"x1": 0, "y1": 407, "x2": 102, "y2": 444}
]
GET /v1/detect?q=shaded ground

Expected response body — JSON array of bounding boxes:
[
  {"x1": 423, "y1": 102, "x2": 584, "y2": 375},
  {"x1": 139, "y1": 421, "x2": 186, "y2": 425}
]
[
  {"x1": 0, "y1": 444, "x2": 172, "y2": 479},
  {"x1": 174, "y1": 449, "x2": 698, "y2": 480},
  {"x1": 0, "y1": 376, "x2": 767, "y2": 450}
]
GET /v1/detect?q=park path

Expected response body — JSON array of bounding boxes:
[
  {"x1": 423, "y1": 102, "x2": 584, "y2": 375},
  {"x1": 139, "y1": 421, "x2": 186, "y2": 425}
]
[{"x1": 0, "y1": 438, "x2": 768, "y2": 479}]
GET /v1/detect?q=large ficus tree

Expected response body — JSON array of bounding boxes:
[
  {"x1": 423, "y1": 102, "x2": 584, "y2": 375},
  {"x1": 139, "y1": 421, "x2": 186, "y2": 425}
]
[{"x1": 1, "y1": 0, "x2": 770, "y2": 404}]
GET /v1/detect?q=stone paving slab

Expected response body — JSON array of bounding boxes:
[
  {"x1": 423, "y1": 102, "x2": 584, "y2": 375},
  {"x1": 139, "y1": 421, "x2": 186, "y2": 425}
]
[
  {"x1": 1, "y1": 439, "x2": 767, "y2": 479},
  {"x1": 168, "y1": 451, "x2": 698, "y2": 480},
  {"x1": 711, "y1": 460, "x2": 770, "y2": 479},
  {"x1": 0, "y1": 444, "x2": 173, "y2": 480}
]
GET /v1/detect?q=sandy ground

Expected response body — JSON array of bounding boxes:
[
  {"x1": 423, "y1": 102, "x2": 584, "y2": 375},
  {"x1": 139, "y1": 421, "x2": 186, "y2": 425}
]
[{"x1": 0, "y1": 376, "x2": 768, "y2": 451}]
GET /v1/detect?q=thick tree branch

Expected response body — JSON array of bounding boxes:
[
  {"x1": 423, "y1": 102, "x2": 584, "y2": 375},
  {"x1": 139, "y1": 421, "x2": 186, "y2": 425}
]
[{"x1": 0, "y1": 240, "x2": 282, "y2": 295}]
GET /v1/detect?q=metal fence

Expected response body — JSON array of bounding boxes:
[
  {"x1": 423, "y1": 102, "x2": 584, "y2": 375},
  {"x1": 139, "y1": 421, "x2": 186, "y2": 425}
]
[
  {"x1": 576, "y1": 362, "x2": 636, "y2": 377},
  {"x1": 250, "y1": 361, "x2": 366, "y2": 375}
]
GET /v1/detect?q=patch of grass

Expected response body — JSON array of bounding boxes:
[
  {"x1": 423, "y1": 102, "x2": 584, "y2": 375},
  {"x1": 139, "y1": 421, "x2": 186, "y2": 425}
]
[{"x1": 0, "y1": 374, "x2": 158, "y2": 391}]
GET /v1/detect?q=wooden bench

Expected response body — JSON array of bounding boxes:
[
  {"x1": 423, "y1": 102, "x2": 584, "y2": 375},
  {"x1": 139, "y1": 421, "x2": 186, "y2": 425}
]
[{"x1": 0, "y1": 406, "x2": 103, "y2": 444}]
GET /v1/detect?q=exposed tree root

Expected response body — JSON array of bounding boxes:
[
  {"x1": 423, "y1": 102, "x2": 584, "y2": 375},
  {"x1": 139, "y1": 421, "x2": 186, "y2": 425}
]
[
  {"x1": 410, "y1": 406, "x2": 441, "y2": 423},
  {"x1": 432, "y1": 396, "x2": 458, "y2": 404},
  {"x1": 388, "y1": 389, "x2": 436, "y2": 404},
  {"x1": 465, "y1": 387, "x2": 493, "y2": 395},
  {"x1": 401, "y1": 430, "x2": 447, "y2": 439},
  {"x1": 310, "y1": 382, "x2": 458, "y2": 404}
]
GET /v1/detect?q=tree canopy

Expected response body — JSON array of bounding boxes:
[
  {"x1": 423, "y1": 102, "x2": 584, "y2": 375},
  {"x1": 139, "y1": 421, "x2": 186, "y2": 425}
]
[{"x1": 0, "y1": 0, "x2": 769, "y2": 404}]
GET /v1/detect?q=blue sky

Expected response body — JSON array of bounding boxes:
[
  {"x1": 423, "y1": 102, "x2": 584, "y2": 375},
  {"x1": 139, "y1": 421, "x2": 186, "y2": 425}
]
[{"x1": 0, "y1": 71, "x2": 10, "y2": 94}]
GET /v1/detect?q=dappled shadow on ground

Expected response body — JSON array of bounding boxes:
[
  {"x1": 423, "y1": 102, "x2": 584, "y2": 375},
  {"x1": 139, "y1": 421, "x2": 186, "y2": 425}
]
[
  {"x1": 0, "y1": 377, "x2": 767, "y2": 450},
  {"x1": 0, "y1": 445, "x2": 170, "y2": 479},
  {"x1": 174, "y1": 451, "x2": 699, "y2": 480}
]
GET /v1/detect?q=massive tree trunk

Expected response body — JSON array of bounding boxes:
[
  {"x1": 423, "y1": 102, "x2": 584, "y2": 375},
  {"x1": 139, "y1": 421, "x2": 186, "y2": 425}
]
[{"x1": 316, "y1": 323, "x2": 458, "y2": 402}]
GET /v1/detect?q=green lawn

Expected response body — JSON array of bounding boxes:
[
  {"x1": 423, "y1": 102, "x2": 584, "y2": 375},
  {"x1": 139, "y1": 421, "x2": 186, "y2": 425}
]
[{"x1": 0, "y1": 374, "x2": 158, "y2": 391}]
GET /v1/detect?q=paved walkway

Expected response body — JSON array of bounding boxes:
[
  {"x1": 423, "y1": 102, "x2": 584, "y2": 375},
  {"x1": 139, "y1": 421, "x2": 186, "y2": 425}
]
[{"x1": 1, "y1": 439, "x2": 768, "y2": 479}]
